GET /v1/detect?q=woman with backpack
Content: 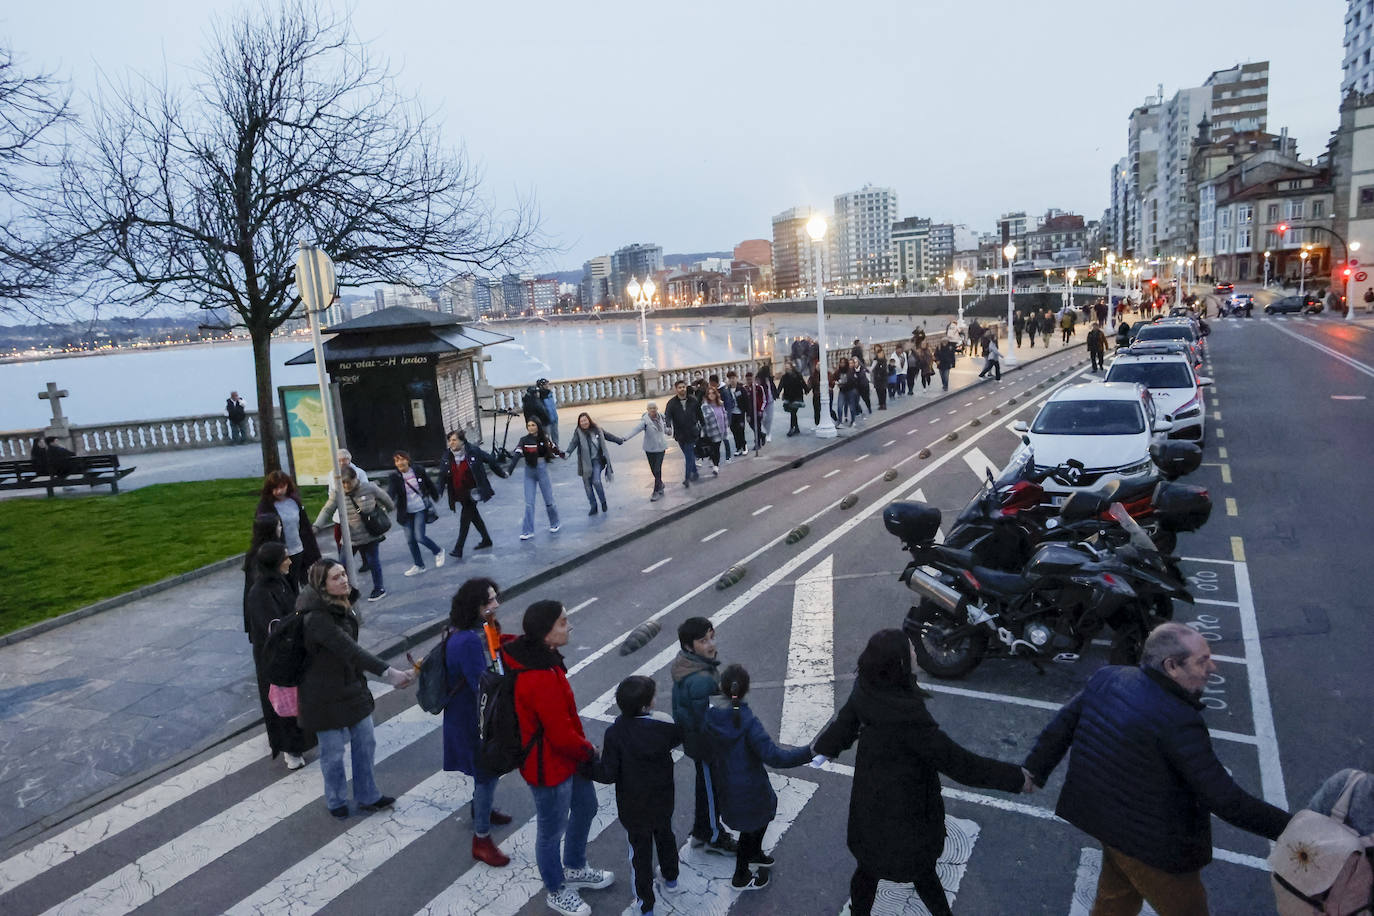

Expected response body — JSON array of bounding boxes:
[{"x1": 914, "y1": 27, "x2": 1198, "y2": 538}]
[
  {"x1": 296, "y1": 558, "x2": 414, "y2": 818},
  {"x1": 244, "y1": 542, "x2": 315, "y2": 770},
  {"x1": 313, "y1": 468, "x2": 395, "y2": 602},
  {"x1": 563, "y1": 412, "x2": 625, "y2": 516},
  {"x1": 442, "y1": 577, "x2": 514, "y2": 867}
]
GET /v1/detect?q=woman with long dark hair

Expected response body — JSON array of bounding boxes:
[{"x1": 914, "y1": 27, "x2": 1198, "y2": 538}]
[
  {"x1": 814, "y1": 630, "x2": 1030, "y2": 916},
  {"x1": 563, "y1": 412, "x2": 625, "y2": 516},
  {"x1": 505, "y1": 419, "x2": 564, "y2": 540},
  {"x1": 243, "y1": 513, "x2": 283, "y2": 634},
  {"x1": 256, "y1": 470, "x2": 321, "y2": 586},
  {"x1": 244, "y1": 543, "x2": 316, "y2": 769}
]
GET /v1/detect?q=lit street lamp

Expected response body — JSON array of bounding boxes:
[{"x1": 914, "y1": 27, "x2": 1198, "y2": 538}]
[
  {"x1": 1347, "y1": 241, "x2": 1362, "y2": 320},
  {"x1": 1299, "y1": 249, "x2": 1310, "y2": 300},
  {"x1": 1003, "y1": 243, "x2": 1018, "y2": 366},
  {"x1": 1263, "y1": 250, "x2": 1271, "y2": 288},
  {"x1": 807, "y1": 214, "x2": 837, "y2": 438},
  {"x1": 1105, "y1": 252, "x2": 1117, "y2": 332},
  {"x1": 1067, "y1": 269, "x2": 1078, "y2": 313},
  {"x1": 626, "y1": 276, "x2": 656, "y2": 369},
  {"x1": 953, "y1": 268, "x2": 968, "y2": 322}
]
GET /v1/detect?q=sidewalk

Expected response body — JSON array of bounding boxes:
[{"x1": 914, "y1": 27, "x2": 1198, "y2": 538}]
[{"x1": 0, "y1": 330, "x2": 1086, "y2": 849}]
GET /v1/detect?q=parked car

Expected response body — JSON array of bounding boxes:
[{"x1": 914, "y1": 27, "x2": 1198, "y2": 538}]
[
  {"x1": 1130, "y1": 322, "x2": 1203, "y2": 367},
  {"x1": 1213, "y1": 282, "x2": 1234, "y2": 294},
  {"x1": 1265, "y1": 295, "x2": 1322, "y2": 315},
  {"x1": 1010, "y1": 382, "x2": 1172, "y2": 499},
  {"x1": 1105, "y1": 351, "x2": 1211, "y2": 442}
]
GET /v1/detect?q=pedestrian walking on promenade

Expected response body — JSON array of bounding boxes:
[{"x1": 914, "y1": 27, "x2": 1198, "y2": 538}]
[
  {"x1": 297, "y1": 558, "x2": 415, "y2": 818},
  {"x1": 387, "y1": 450, "x2": 444, "y2": 577},
  {"x1": 592, "y1": 676, "x2": 683, "y2": 916},
  {"x1": 892, "y1": 345, "x2": 908, "y2": 397},
  {"x1": 934, "y1": 338, "x2": 957, "y2": 392},
  {"x1": 564, "y1": 412, "x2": 625, "y2": 515},
  {"x1": 779, "y1": 359, "x2": 808, "y2": 436},
  {"x1": 832, "y1": 357, "x2": 859, "y2": 425},
  {"x1": 257, "y1": 470, "x2": 322, "y2": 588},
  {"x1": 664, "y1": 380, "x2": 701, "y2": 485},
  {"x1": 1024, "y1": 622, "x2": 1290, "y2": 914},
  {"x1": 912, "y1": 341, "x2": 933, "y2": 389},
  {"x1": 244, "y1": 542, "x2": 316, "y2": 769},
  {"x1": 742, "y1": 368, "x2": 773, "y2": 452},
  {"x1": 756, "y1": 362, "x2": 778, "y2": 443},
  {"x1": 698, "y1": 388, "x2": 728, "y2": 475},
  {"x1": 671, "y1": 617, "x2": 736, "y2": 857},
  {"x1": 502, "y1": 600, "x2": 615, "y2": 916},
  {"x1": 622, "y1": 403, "x2": 669, "y2": 501},
  {"x1": 506, "y1": 419, "x2": 564, "y2": 540},
  {"x1": 1061, "y1": 310, "x2": 1075, "y2": 343},
  {"x1": 314, "y1": 467, "x2": 395, "y2": 601},
  {"x1": 226, "y1": 391, "x2": 248, "y2": 444},
  {"x1": 870, "y1": 345, "x2": 889, "y2": 410},
  {"x1": 854, "y1": 360, "x2": 873, "y2": 416},
  {"x1": 1014, "y1": 312, "x2": 1026, "y2": 348},
  {"x1": 443, "y1": 577, "x2": 514, "y2": 868},
  {"x1": 437, "y1": 431, "x2": 503, "y2": 559},
  {"x1": 723, "y1": 371, "x2": 748, "y2": 457},
  {"x1": 978, "y1": 337, "x2": 1002, "y2": 381},
  {"x1": 708, "y1": 375, "x2": 735, "y2": 461},
  {"x1": 705, "y1": 664, "x2": 813, "y2": 891},
  {"x1": 1087, "y1": 321, "x2": 1108, "y2": 372},
  {"x1": 813, "y1": 629, "x2": 1029, "y2": 916},
  {"x1": 809, "y1": 363, "x2": 823, "y2": 427}
]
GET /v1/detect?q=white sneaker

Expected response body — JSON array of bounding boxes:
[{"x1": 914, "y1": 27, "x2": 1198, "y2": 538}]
[
  {"x1": 549, "y1": 525, "x2": 561, "y2": 533},
  {"x1": 563, "y1": 865, "x2": 614, "y2": 889},
  {"x1": 545, "y1": 887, "x2": 590, "y2": 916},
  {"x1": 403, "y1": 565, "x2": 425, "y2": 577},
  {"x1": 283, "y1": 753, "x2": 305, "y2": 770},
  {"x1": 434, "y1": 552, "x2": 445, "y2": 568},
  {"x1": 520, "y1": 533, "x2": 534, "y2": 540},
  {"x1": 711, "y1": 466, "x2": 719, "y2": 477}
]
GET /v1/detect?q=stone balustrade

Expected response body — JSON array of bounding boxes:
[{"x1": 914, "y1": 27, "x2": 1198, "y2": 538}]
[{"x1": 0, "y1": 412, "x2": 281, "y2": 459}]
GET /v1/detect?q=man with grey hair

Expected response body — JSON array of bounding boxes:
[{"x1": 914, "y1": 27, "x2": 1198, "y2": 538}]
[{"x1": 1024, "y1": 622, "x2": 1289, "y2": 914}]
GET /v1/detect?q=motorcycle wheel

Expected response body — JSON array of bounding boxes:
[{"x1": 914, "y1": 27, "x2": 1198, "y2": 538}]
[{"x1": 907, "y1": 602, "x2": 988, "y2": 679}]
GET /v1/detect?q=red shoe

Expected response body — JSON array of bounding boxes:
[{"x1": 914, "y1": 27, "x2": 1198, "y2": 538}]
[
  {"x1": 472, "y1": 835, "x2": 510, "y2": 867},
  {"x1": 489, "y1": 809, "x2": 513, "y2": 826}
]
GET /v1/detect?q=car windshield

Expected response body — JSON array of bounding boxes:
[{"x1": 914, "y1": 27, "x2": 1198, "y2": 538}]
[
  {"x1": 1031, "y1": 400, "x2": 1145, "y2": 435},
  {"x1": 1105, "y1": 362, "x2": 1195, "y2": 389},
  {"x1": 1134, "y1": 325, "x2": 1195, "y2": 344}
]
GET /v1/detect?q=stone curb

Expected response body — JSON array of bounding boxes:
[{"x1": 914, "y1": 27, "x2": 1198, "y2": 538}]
[{"x1": 2, "y1": 342, "x2": 1085, "y2": 850}]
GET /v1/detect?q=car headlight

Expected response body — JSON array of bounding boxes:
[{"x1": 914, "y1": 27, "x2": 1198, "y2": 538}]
[
  {"x1": 1173, "y1": 405, "x2": 1201, "y2": 420},
  {"x1": 1119, "y1": 459, "x2": 1152, "y2": 476}
]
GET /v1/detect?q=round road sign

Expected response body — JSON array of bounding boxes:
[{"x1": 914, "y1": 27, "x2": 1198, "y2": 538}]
[{"x1": 1356, "y1": 271, "x2": 1368, "y2": 282}]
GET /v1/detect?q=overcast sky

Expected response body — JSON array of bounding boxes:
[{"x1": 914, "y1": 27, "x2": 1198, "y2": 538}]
[{"x1": 2, "y1": 0, "x2": 1349, "y2": 273}]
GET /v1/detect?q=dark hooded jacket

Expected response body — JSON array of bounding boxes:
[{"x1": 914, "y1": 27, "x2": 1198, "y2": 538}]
[
  {"x1": 704, "y1": 700, "x2": 810, "y2": 833},
  {"x1": 592, "y1": 711, "x2": 682, "y2": 829},
  {"x1": 295, "y1": 587, "x2": 388, "y2": 733},
  {"x1": 815, "y1": 679, "x2": 1024, "y2": 880},
  {"x1": 670, "y1": 649, "x2": 720, "y2": 760}
]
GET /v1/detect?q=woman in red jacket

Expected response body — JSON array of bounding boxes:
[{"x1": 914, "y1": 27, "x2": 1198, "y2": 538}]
[{"x1": 502, "y1": 601, "x2": 615, "y2": 916}]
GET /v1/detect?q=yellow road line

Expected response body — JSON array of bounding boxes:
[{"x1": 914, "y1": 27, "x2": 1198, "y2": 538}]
[
  {"x1": 1216, "y1": 428, "x2": 1225, "y2": 439},
  {"x1": 1212, "y1": 410, "x2": 1222, "y2": 421},
  {"x1": 1218, "y1": 446, "x2": 1228, "y2": 459},
  {"x1": 1220, "y1": 463, "x2": 1232, "y2": 484},
  {"x1": 1226, "y1": 497, "x2": 1238, "y2": 516},
  {"x1": 1231, "y1": 536, "x2": 1246, "y2": 563}
]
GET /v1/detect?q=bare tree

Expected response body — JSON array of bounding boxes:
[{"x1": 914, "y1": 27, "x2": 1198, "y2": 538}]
[
  {"x1": 0, "y1": 44, "x2": 72, "y2": 307},
  {"x1": 60, "y1": 1, "x2": 540, "y2": 472}
]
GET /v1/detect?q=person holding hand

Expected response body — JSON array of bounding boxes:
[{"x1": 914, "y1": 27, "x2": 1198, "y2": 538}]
[{"x1": 812, "y1": 629, "x2": 1030, "y2": 916}]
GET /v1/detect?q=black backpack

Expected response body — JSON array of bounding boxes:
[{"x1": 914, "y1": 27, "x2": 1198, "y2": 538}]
[
  {"x1": 414, "y1": 629, "x2": 464, "y2": 715},
  {"x1": 477, "y1": 666, "x2": 543, "y2": 776},
  {"x1": 262, "y1": 610, "x2": 310, "y2": 687}
]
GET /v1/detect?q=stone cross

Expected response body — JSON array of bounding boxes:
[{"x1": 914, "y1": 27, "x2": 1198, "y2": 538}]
[{"x1": 39, "y1": 382, "x2": 70, "y2": 425}]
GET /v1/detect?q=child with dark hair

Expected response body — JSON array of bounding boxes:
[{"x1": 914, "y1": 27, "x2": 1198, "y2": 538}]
[
  {"x1": 670, "y1": 617, "x2": 735, "y2": 856},
  {"x1": 704, "y1": 663, "x2": 813, "y2": 891},
  {"x1": 593, "y1": 676, "x2": 683, "y2": 915}
]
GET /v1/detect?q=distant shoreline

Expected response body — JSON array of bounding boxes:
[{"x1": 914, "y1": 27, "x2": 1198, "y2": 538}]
[{"x1": 0, "y1": 332, "x2": 314, "y2": 366}]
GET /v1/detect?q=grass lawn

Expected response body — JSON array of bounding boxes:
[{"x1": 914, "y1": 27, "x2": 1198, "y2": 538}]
[{"x1": 0, "y1": 478, "x2": 326, "y2": 636}]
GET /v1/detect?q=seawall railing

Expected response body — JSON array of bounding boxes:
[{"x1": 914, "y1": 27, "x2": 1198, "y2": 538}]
[{"x1": 0, "y1": 412, "x2": 281, "y2": 459}]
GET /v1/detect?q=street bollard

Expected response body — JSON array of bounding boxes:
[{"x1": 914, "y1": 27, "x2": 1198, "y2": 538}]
[
  {"x1": 839, "y1": 494, "x2": 859, "y2": 510},
  {"x1": 947, "y1": 431, "x2": 959, "y2": 441},
  {"x1": 785, "y1": 524, "x2": 810, "y2": 545},
  {"x1": 918, "y1": 448, "x2": 931, "y2": 459},
  {"x1": 717, "y1": 565, "x2": 747, "y2": 589},
  {"x1": 970, "y1": 418, "x2": 981, "y2": 427},
  {"x1": 883, "y1": 469, "x2": 898, "y2": 481},
  {"x1": 619, "y1": 620, "x2": 661, "y2": 656}
]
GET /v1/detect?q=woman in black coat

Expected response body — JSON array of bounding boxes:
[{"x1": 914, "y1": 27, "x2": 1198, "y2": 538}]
[
  {"x1": 255, "y1": 470, "x2": 321, "y2": 587},
  {"x1": 814, "y1": 630, "x2": 1030, "y2": 916},
  {"x1": 244, "y1": 543, "x2": 316, "y2": 768}
]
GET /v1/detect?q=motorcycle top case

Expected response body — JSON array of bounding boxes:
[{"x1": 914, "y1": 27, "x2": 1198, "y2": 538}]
[
  {"x1": 1026, "y1": 542, "x2": 1090, "y2": 576},
  {"x1": 1149, "y1": 441, "x2": 1202, "y2": 478},
  {"x1": 883, "y1": 501, "x2": 942, "y2": 543},
  {"x1": 1151, "y1": 481, "x2": 1212, "y2": 532}
]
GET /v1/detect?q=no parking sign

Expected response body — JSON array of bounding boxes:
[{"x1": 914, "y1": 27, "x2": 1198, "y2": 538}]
[{"x1": 1356, "y1": 271, "x2": 1368, "y2": 282}]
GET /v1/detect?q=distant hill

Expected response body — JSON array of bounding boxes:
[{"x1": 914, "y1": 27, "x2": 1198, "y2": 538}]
[{"x1": 540, "y1": 251, "x2": 734, "y2": 283}]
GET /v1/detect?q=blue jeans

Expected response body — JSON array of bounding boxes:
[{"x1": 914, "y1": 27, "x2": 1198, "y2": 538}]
[
  {"x1": 472, "y1": 771, "x2": 499, "y2": 836},
  {"x1": 581, "y1": 460, "x2": 607, "y2": 509},
  {"x1": 316, "y1": 715, "x2": 380, "y2": 810},
  {"x1": 356, "y1": 540, "x2": 383, "y2": 592},
  {"x1": 530, "y1": 773, "x2": 597, "y2": 893},
  {"x1": 677, "y1": 440, "x2": 698, "y2": 482},
  {"x1": 522, "y1": 463, "x2": 560, "y2": 535},
  {"x1": 401, "y1": 512, "x2": 441, "y2": 567}
]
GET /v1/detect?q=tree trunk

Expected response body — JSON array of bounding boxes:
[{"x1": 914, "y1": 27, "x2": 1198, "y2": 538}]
[{"x1": 251, "y1": 327, "x2": 281, "y2": 474}]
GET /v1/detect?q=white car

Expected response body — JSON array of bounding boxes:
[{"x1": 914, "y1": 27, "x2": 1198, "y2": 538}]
[
  {"x1": 1011, "y1": 382, "x2": 1172, "y2": 497},
  {"x1": 1104, "y1": 350, "x2": 1211, "y2": 443}
]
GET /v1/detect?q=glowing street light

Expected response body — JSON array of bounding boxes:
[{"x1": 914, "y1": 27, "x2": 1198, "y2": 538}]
[
  {"x1": 626, "y1": 276, "x2": 656, "y2": 369},
  {"x1": 1299, "y1": 249, "x2": 1310, "y2": 300},
  {"x1": 1105, "y1": 252, "x2": 1118, "y2": 332},
  {"x1": 807, "y1": 214, "x2": 837, "y2": 438},
  {"x1": 952, "y1": 268, "x2": 968, "y2": 322},
  {"x1": 1263, "y1": 250, "x2": 1271, "y2": 288},
  {"x1": 1003, "y1": 244, "x2": 1018, "y2": 366}
]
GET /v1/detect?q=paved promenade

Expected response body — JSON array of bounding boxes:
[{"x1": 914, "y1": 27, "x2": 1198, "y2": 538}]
[{"x1": 0, "y1": 330, "x2": 1085, "y2": 850}]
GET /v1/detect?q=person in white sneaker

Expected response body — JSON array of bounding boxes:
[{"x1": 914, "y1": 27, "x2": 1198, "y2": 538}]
[
  {"x1": 386, "y1": 451, "x2": 444, "y2": 577},
  {"x1": 501, "y1": 601, "x2": 613, "y2": 915},
  {"x1": 244, "y1": 542, "x2": 316, "y2": 769}
]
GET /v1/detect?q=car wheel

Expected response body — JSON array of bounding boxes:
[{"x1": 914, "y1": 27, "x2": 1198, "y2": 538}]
[{"x1": 1265, "y1": 306, "x2": 1273, "y2": 314}]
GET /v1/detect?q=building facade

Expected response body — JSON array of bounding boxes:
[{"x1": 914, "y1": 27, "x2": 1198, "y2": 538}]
[
  {"x1": 830, "y1": 185, "x2": 898, "y2": 288},
  {"x1": 771, "y1": 206, "x2": 822, "y2": 296},
  {"x1": 580, "y1": 255, "x2": 612, "y2": 310},
  {"x1": 733, "y1": 239, "x2": 773, "y2": 270},
  {"x1": 609, "y1": 243, "x2": 665, "y2": 307},
  {"x1": 1331, "y1": 91, "x2": 1374, "y2": 306},
  {"x1": 890, "y1": 216, "x2": 930, "y2": 287},
  {"x1": 1344, "y1": 0, "x2": 1374, "y2": 96}
]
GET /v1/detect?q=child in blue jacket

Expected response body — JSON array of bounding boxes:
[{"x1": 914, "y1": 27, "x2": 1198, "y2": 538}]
[{"x1": 703, "y1": 663, "x2": 812, "y2": 891}]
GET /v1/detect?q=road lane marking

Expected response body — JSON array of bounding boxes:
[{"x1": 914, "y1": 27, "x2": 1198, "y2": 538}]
[
  {"x1": 1195, "y1": 597, "x2": 1241, "y2": 607},
  {"x1": 1212, "y1": 410, "x2": 1221, "y2": 420},
  {"x1": 1269, "y1": 321, "x2": 1374, "y2": 378},
  {"x1": 752, "y1": 504, "x2": 773, "y2": 516},
  {"x1": 823, "y1": 469, "x2": 841, "y2": 478},
  {"x1": 906, "y1": 428, "x2": 919, "y2": 435},
  {"x1": 700, "y1": 528, "x2": 727, "y2": 542},
  {"x1": 883, "y1": 439, "x2": 896, "y2": 447},
  {"x1": 1221, "y1": 463, "x2": 1231, "y2": 483},
  {"x1": 947, "y1": 409, "x2": 959, "y2": 415},
  {"x1": 853, "y1": 453, "x2": 869, "y2": 462},
  {"x1": 963, "y1": 447, "x2": 996, "y2": 480},
  {"x1": 567, "y1": 597, "x2": 599, "y2": 615},
  {"x1": 1231, "y1": 537, "x2": 1246, "y2": 563},
  {"x1": 792, "y1": 485, "x2": 810, "y2": 494},
  {"x1": 1218, "y1": 446, "x2": 1228, "y2": 459},
  {"x1": 930, "y1": 418, "x2": 941, "y2": 424},
  {"x1": 1333, "y1": 394, "x2": 1368, "y2": 400},
  {"x1": 1216, "y1": 428, "x2": 1225, "y2": 439},
  {"x1": 1226, "y1": 497, "x2": 1238, "y2": 516},
  {"x1": 1234, "y1": 553, "x2": 1288, "y2": 808},
  {"x1": 779, "y1": 555, "x2": 834, "y2": 746},
  {"x1": 642, "y1": 557, "x2": 672, "y2": 573}
]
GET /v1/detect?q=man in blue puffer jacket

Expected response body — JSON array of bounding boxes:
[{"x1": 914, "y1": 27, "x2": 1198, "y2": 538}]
[{"x1": 1025, "y1": 622, "x2": 1290, "y2": 914}]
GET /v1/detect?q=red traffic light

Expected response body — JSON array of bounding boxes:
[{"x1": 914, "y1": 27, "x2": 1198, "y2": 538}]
[
  {"x1": 1277, "y1": 222, "x2": 1289, "y2": 235},
  {"x1": 1344, "y1": 268, "x2": 1353, "y2": 277},
  {"x1": 1149, "y1": 278, "x2": 1158, "y2": 286}
]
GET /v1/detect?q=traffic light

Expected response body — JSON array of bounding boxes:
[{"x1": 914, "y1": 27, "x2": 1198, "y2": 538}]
[
  {"x1": 1277, "y1": 222, "x2": 1289, "y2": 236},
  {"x1": 1344, "y1": 268, "x2": 1353, "y2": 278}
]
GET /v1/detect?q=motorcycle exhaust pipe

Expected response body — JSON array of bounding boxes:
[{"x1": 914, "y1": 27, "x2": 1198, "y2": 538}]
[{"x1": 901, "y1": 566, "x2": 963, "y2": 614}]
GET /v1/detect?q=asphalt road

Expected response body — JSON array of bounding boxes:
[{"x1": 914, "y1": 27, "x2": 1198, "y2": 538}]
[{"x1": 0, "y1": 320, "x2": 1366, "y2": 916}]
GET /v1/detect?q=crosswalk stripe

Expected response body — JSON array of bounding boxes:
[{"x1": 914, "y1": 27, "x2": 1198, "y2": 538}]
[
  {"x1": 779, "y1": 555, "x2": 835, "y2": 746},
  {"x1": 0, "y1": 681, "x2": 392, "y2": 897},
  {"x1": 835, "y1": 815, "x2": 980, "y2": 915},
  {"x1": 42, "y1": 705, "x2": 436, "y2": 916},
  {"x1": 962, "y1": 447, "x2": 996, "y2": 480},
  {"x1": 621, "y1": 773, "x2": 818, "y2": 916},
  {"x1": 1070, "y1": 847, "x2": 1159, "y2": 916},
  {"x1": 225, "y1": 771, "x2": 474, "y2": 916}
]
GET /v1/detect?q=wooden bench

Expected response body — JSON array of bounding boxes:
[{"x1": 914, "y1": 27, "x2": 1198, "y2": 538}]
[{"x1": 0, "y1": 454, "x2": 138, "y2": 497}]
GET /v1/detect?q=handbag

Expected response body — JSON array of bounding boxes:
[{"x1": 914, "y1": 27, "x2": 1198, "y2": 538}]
[
  {"x1": 404, "y1": 473, "x2": 440, "y2": 524},
  {"x1": 267, "y1": 684, "x2": 299, "y2": 717},
  {"x1": 784, "y1": 399, "x2": 804, "y2": 413},
  {"x1": 348, "y1": 491, "x2": 392, "y2": 537}
]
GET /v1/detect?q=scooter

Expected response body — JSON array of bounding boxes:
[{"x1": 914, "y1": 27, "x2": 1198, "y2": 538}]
[{"x1": 486, "y1": 407, "x2": 520, "y2": 464}]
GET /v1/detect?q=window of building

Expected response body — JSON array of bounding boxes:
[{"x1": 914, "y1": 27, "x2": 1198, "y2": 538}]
[
  {"x1": 1289, "y1": 200, "x2": 1304, "y2": 219},
  {"x1": 1237, "y1": 229, "x2": 1251, "y2": 249},
  {"x1": 1238, "y1": 205, "x2": 1253, "y2": 223},
  {"x1": 1312, "y1": 200, "x2": 1326, "y2": 218},
  {"x1": 1266, "y1": 203, "x2": 1280, "y2": 220}
]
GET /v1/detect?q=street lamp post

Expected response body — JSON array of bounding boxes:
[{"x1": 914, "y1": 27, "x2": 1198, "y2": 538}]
[
  {"x1": 953, "y1": 268, "x2": 968, "y2": 323},
  {"x1": 1347, "y1": 241, "x2": 1362, "y2": 320},
  {"x1": 1299, "y1": 249, "x2": 1310, "y2": 300},
  {"x1": 626, "y1": 277, "x2": 656, "y2": 369},
  {"x1": 1105, "y1": 252, "x2": 1117, "y2": 332},
  {"x1": 1263, "y1": 250, "x2": 1271, "y2": 288},
  {"x1": 1067, "y1": 269, "x2": 1078, "y2": 313},
  {"x1": 807, "y1": 215, "x2": 837, "y2": 438},
  {"x1": 1003, "y1": 243, "x2": 1018, "y2": 366}
]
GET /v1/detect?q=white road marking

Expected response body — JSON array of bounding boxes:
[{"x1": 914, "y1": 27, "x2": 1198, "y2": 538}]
[
  {"x1": 1195, "y1": 597, "x2": 1241, "y2": 607},
  {"x1": 1333, "y1": 394, "x2": 1368, "y2": 400},
  {"x1": 929, "y1": 418, "x2": 941, "y2": 424},
  {"x1": 854, "y1": 454, "x2": 869, "y2": 462},
  {"x1": 641, "y1": 557, "x2": 672, "y2": 573},
  {"x1": 883, "y1": 439, "x2": 896, "y2": 447},
  {"x1": 962, "y1": 447, "x2": 996, "y2": 480},
  {"x1": 1269, "y1": 321, "x2": 1374, "y2": 379},
  {"x1": 824, "y1": 469, "x2": 841, "y2": 478},
  {"x1": 779, "y1": 555, "x2": 835, "y2": 746},
  {"x1": 792, "y1": 485, "x2": 811, "y2": 495},
  {"x1": 1070, "y1": 848, "x2": 1159, "y2": 916},
  {"x1": 834, "y1": 816, "x2": 980, "y2": 915},
  {"x1": 701, "y1": 528, "x2": 728, "y2": 542},
  {"x1": 947, "y1": 409, "x2": 958, "y2": 415},
  {"x1": 752, "y1": 504, "x2": 773, "y2": 516},
  {"x1": 1235, "y1": 558, "x2": 1288, "y2": 808},
  {"x1": 906, "y1": 428, "x2": 919, "y2": 435},
  {"x1": 567, "y1": 597, "x2": 598, "y2": 615}
]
